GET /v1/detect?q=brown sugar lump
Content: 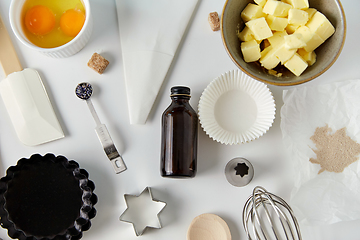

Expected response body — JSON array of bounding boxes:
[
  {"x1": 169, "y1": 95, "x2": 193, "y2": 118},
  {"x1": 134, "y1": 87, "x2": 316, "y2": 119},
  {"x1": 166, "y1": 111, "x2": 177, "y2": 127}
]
[
  {"x1": 208, "y1": 12, "x2": 220, "y2": 31},
  {"x1": 87, "y1": 53, "x2": 109, "y2": 74}
]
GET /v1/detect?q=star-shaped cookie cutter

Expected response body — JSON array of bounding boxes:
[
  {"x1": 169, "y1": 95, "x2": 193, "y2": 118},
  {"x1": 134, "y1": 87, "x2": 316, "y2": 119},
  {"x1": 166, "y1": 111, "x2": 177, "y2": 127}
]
[{"x1": 119, "y1": 187, "x2": 167, "y2": 236}]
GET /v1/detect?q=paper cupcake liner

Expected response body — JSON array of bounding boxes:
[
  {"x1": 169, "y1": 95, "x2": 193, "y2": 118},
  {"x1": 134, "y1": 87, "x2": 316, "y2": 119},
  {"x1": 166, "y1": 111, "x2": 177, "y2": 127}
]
[
  {"x1": 0, "y1": 153, "x2": 97, "y2": 240},
  {"x1": 198, "y1": 70, "x2": 276, "y2": 145}
]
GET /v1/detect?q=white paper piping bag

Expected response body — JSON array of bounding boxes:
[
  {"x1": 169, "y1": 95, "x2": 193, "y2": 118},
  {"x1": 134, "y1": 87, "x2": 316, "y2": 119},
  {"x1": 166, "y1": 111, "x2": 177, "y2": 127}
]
[{"x1": 116, "y1": 0, "x2": 198, "y2": 124}]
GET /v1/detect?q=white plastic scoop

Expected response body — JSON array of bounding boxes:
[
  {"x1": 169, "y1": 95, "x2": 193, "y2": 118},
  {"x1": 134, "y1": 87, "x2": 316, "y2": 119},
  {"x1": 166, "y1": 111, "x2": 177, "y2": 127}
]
[{"x1": 0, "y1": 13, "x2": 64, "y2": 146}]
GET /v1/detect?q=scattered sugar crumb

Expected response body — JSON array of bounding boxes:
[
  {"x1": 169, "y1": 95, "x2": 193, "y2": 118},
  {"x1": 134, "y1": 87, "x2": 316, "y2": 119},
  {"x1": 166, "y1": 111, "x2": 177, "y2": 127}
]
[{"x1": 208, "y1": 12, "x2": 220, "y2": 31}]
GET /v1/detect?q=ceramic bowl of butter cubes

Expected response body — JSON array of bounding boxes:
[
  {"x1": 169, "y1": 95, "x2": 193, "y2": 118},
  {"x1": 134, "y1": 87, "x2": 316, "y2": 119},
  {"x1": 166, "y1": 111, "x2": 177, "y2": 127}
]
[{"x1": 221, "y1": 0, "x2": 346, "y2": 86}]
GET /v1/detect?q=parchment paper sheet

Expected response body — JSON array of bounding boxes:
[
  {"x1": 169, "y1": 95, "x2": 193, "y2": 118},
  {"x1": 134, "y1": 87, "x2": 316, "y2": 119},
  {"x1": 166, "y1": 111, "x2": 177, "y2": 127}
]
[{"x1": 281, "y1": 79, "x2": 360, "y2": 226}]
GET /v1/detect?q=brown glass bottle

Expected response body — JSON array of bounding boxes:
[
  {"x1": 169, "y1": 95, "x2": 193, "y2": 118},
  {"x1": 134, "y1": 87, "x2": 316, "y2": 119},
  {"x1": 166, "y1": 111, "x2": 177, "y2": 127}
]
[{"x1": 161, "y1": 86, "x2": 198, "y2": 178}]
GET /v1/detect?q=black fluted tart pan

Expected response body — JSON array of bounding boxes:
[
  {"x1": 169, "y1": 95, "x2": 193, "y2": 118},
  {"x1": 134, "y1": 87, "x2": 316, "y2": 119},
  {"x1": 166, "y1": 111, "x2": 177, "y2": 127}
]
[{"x1": 0, "y1": 153, "x2": 97, "y2": 240}]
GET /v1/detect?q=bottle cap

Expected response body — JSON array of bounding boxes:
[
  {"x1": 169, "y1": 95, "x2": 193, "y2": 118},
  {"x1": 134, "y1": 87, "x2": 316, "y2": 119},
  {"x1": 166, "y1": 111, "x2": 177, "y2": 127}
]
[{"x1": 171, "y1": 86, "x2": 190, "y2": 97}]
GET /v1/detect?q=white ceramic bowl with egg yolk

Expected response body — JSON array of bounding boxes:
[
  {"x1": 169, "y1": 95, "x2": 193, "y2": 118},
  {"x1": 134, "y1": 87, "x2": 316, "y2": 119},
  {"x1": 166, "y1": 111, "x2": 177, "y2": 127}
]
[{"x1": 9, "y1": 0, "x2": 93, "y2": 58}]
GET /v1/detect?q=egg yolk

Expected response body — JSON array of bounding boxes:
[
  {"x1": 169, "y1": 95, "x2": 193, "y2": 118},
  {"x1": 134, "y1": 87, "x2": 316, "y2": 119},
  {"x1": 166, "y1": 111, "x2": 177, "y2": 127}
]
[
  {"x1": 60, "y1": 9, "x2": 85, "y2": 37},
  {"x1": 25, "y1": 5, "x2": 56, "y2": 35}
]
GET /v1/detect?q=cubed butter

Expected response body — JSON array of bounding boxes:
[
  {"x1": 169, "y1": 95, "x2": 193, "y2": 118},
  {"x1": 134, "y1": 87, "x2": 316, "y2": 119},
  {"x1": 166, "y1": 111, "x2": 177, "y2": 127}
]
[
  {"x1": 284, "y1": 33, "x2": 306, "y2": 49},
  {"x1": 306, "y1": 11, "x2": 335, "y2": 41},
  {"x1": 298, "y1": 48, "x2": 316, "y2": 65},
  {"x1": 263, "y1": 1, "x2": 292, "y2": 17},
  {"x1": 261, "y1": 45, "x2": 273, "y2": 58},
  {"x1": 303, "y1": 32, "x2": 324, "y2": 52},
  {"x1": 305, "y1": 8, "x2": 317, "y2": 19},
  {"x1": 237, "y1": 0, "x2": 335, "y2": 77},
  {"x1": 241, "y1": 40, "x2": 261, "y2": 62},
  {"x1": 267, "y1": 31, "x2": 288, "y2": 46},
  {"x1": 288, "y1": 9, "x2": 309, "y2": 26},
  {"x1": 238, "y1": 26, "x2": 255, "y2": 42},
  {"x1": 266, "y1": 15, "x2": 288, "y2": 31},
  {"x1": 284, "y1": 53, "x2": 308, "y2": 76},
  {"x1": 241, "y1": 3, "x2": 266, "y2": 22},
  {"x1": 284, "y1": 0, "x2": 309, "y2": 10},
  {"x1": 245, "y1": 17, "x2": 273, "y2": 41},
  {"x1": 254, "y1": 0, "x2": 267, "y2": 7},
  {"x1": 286, "y1": 24, "x2": 300, "y2": 34},
  {"x1": 260, "y1": 47, "x2": 280, "y2": 70},
  {"x1": 294, "y1": 26, "x2": 314, "y2": 43},
  {"x1": 274, "y1": 43, "x2": 297, "y2": 64}
]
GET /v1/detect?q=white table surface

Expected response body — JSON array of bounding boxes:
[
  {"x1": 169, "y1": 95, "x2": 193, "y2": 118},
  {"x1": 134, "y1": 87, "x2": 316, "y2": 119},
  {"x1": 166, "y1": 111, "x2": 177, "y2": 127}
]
[{"x1": 0, "y1": 0, "x2": 359, "y2": 239}]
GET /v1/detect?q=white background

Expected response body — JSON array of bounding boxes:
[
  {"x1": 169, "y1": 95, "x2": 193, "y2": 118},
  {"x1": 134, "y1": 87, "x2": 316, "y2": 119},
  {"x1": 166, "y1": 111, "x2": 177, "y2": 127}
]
[{"x1": 0, "y1": 0, "x2": 359, "y2": 239}]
